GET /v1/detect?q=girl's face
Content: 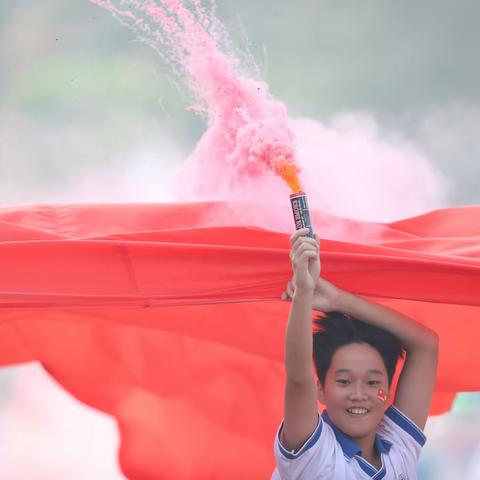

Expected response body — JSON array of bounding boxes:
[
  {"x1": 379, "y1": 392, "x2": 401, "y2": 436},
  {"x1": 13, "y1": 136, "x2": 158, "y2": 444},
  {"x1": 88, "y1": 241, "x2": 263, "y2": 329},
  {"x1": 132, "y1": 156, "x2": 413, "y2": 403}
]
[{"x1": 318, "y1": 342, "x2": 390, "y2": 441}]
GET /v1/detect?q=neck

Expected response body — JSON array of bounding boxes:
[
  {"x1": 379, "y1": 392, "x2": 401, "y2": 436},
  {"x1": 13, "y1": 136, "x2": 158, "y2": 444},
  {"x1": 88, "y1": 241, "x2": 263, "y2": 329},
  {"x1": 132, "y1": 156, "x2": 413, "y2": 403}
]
[{"x1": 354, "y1": 433, "x2": 377, "y2": 461}]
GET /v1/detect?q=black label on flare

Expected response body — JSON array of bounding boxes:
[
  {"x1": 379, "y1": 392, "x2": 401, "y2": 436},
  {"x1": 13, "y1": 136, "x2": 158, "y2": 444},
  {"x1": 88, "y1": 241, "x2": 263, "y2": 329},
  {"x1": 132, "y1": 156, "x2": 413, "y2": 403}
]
[{"x1": 290, "y1": 193, "x2": 314, "y2": 238}]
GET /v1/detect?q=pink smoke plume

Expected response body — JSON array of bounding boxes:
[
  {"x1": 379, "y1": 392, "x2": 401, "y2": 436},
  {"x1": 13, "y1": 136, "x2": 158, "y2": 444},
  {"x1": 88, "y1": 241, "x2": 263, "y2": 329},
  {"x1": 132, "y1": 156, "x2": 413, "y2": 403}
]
[
  {"x1": 89, "y1": 0, "x2": 446, "y2": 225},
  {"x1": 90, "y1": 0, "x2": 302, "y2": 194}
]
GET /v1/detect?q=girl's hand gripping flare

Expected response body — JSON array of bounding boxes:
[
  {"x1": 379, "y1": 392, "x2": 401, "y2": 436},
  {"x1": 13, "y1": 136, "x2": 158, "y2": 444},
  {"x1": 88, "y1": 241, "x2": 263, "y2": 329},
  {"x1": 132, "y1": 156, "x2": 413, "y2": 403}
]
[{"x1": 281, "y1": 228, "x2": 341, "y2": 312}]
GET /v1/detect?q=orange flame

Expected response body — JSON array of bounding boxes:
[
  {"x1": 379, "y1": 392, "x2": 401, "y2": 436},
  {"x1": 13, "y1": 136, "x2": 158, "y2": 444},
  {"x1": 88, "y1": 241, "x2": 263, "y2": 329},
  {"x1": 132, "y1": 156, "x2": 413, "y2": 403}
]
[{"x1": 274, "y1": 159, "x2": 302, "y2": 193}]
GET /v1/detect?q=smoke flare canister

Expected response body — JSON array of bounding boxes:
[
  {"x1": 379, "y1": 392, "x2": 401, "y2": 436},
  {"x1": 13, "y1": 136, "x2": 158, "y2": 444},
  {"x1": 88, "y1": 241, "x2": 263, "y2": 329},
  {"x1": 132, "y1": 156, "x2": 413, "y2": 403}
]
[{"x1": 290, "y1": 192, "x2": 315, "y2": 238}]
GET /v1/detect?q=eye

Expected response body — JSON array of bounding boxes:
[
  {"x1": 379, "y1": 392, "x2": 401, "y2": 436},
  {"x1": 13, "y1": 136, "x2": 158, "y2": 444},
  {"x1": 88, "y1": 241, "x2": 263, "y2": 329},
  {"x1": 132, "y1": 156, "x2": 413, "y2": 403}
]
[
  {"x1": 336, "y1": 379, "x2": 350, "y2": 385},
  {"x1": 368, "y1": 380, "x2": 381, "y2": 386}
]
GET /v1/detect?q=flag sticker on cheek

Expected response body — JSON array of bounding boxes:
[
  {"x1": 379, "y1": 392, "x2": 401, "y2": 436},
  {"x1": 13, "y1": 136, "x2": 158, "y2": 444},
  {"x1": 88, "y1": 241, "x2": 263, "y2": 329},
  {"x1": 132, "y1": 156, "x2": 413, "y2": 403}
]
[{"x1": 377, "y1": 389, "x2": 388, "y2": 402}]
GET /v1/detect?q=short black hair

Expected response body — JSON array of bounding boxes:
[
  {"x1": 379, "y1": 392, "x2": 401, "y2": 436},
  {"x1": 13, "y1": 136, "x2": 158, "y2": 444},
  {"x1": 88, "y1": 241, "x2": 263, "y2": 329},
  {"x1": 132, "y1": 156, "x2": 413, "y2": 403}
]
[{"x1": 313, "y1": 312, "x2": 405, "y2": 387}]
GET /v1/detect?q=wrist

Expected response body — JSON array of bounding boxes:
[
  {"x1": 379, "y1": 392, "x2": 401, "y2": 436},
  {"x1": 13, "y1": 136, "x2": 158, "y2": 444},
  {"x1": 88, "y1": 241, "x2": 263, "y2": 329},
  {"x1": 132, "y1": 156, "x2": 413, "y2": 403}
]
[{"x1": 293, "y1": 287, "x2": 314, "y2": 302}]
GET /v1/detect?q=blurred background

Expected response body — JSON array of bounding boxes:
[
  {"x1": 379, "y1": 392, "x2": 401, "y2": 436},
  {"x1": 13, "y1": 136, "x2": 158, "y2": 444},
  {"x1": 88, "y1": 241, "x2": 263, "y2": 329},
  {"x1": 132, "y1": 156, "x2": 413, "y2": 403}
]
[{"x1": 0, "y1": 0, "x2": 479, "y2": 478}]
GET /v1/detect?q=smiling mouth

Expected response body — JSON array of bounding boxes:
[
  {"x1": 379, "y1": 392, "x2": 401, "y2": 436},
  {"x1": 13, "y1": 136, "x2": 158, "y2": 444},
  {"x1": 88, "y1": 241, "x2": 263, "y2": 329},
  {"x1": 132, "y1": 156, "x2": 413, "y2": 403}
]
[{"x1": 346, "y1": 407, "x2": 369, "y2": 416}]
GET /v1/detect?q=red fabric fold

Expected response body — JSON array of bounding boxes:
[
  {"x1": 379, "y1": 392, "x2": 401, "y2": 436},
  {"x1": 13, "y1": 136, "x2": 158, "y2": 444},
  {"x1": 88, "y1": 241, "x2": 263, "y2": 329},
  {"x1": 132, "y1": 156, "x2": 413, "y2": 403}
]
[{"x1": 0, "y1": 202, "x2": 478, "y2": 479}]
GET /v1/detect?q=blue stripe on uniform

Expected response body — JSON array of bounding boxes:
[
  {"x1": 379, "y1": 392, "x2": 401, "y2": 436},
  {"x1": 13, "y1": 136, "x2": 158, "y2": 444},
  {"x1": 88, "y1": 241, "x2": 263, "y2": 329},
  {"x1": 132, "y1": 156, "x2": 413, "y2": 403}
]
[
  {"x1": 385, "y1": 405, "x2": 427, "y2": 446},
  {"x1": 355, "y1": 455, "x2": 388, "y2": 479},
  {"x1": 277, "y1": 415, "x2": 323, "y2": 460}
]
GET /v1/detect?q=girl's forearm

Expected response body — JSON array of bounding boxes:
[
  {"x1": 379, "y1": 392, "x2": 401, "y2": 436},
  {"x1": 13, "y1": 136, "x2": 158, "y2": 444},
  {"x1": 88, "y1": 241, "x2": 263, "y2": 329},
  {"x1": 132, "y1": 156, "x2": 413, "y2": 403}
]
[
  {"x1": 333, "y1": 290, "x2": 438, "y2": 351},
  {"x1": 285, "y1": 290, "x2": 316, "y2": 385}
]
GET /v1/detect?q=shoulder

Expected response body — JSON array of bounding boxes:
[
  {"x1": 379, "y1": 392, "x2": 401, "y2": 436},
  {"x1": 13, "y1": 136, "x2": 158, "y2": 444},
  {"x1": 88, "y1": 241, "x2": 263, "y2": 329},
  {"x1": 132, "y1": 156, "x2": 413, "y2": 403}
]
[
  {"x1": 377, "y1": 404, "x2": 427, "y2": 468},
  {"x1": 273, "y1": 414, "x2": 340, "y2": 478},
  {"x1": 379, "y1": 404, "x2": 427, "y2": 447}
]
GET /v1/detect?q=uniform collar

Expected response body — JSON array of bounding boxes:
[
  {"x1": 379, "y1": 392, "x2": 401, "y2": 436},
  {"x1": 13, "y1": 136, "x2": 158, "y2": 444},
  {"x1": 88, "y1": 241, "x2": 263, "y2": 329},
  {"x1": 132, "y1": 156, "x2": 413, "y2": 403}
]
[{"x1": 322, "y1": 410, "x2": 393, "y2": 459}]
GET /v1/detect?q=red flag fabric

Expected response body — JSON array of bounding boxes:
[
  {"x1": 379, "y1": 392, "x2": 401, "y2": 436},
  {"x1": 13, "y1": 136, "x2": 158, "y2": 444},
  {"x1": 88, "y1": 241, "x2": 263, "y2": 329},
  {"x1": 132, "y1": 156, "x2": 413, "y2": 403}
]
[{"x1": 0, "y1": 202, "x2": 479, "y2": 479}]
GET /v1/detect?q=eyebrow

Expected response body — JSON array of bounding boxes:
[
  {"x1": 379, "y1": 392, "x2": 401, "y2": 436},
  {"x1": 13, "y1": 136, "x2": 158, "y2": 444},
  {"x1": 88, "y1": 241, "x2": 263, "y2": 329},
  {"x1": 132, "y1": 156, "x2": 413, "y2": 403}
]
[{"x1": 334, "y1": 368, "x2": 385, "y2": 376}]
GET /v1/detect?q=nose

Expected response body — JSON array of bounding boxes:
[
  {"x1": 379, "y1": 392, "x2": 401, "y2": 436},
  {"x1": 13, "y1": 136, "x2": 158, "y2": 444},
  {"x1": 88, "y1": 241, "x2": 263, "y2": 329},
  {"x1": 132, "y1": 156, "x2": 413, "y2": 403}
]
[{"x1": 349, "y1": 382, "x2": 368, "y2": 401}]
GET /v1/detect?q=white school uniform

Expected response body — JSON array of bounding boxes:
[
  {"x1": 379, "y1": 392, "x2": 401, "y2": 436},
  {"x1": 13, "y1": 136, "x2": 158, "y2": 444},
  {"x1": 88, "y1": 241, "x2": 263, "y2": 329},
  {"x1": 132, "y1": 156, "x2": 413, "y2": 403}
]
[{"x1": 272, "y1": 404, "x2": 426, "y2": 480}]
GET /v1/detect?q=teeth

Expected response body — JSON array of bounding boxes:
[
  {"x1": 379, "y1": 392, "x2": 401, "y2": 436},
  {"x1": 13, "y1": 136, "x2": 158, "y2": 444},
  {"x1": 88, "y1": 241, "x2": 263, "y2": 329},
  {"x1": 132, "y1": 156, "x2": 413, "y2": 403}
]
[{"x1": 347, "y1": 408, "x2": 368, "y2": 415}]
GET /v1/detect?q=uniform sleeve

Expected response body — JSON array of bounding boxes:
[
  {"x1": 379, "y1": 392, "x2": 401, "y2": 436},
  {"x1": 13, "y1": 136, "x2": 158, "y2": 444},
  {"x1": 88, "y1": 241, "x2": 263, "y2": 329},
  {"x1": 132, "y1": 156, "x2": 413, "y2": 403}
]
[
  {"x1": 272, "y1": 414, "x2": 336, "y2": 480},
  {"x1": 377, "y1": 404, "x2": 427, "y2": 469}
]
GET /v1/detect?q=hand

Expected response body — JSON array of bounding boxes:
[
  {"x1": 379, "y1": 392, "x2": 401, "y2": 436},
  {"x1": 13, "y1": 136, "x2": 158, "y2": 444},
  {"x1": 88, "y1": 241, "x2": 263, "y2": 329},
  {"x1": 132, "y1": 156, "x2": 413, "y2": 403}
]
[
  {"x1": 282, "y1": 276, "x2": 341, "y2": 312},
  {"x1": 311, "y1": 276, "x2": 342, "y2": 312},
  {"x1": 282, "y1": 276, "x2": 342, "y2": 312},
  {"x1": 281, "y1": 229, "x2": 341, "y2": 311},
  {"x1": 284, "y1": 228, "x2": 320, "y2": 296}
]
